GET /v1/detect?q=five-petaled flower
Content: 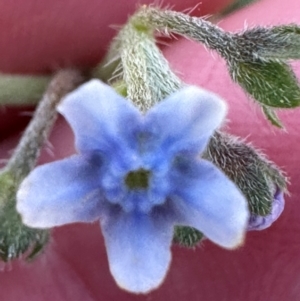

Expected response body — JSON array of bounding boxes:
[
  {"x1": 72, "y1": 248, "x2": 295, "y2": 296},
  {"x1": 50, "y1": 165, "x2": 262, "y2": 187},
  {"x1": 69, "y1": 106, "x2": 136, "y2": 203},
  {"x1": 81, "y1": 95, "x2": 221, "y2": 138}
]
[{"x1": 17, "y1": 80, "x2": 249, "y2": 293}]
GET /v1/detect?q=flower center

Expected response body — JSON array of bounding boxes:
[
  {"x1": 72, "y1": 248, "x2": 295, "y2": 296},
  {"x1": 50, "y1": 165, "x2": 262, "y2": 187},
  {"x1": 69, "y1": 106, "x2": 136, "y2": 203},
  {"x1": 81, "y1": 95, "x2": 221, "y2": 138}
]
[{"x1": 125, "y1": 168, "x2": 151, "y2": 189}]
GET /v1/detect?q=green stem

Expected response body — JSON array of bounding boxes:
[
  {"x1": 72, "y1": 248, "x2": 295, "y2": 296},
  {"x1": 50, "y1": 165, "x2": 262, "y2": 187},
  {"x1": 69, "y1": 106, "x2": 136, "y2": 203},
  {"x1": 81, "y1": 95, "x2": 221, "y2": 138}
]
[
  {"x1": 0, "y1": 74, "x2": 51, "y2": 106},
  {"x1": 5, "y1": 69, "x2": 84, "y2": 181},
  {"x1": 133, "y1": 7, "x2": 235, "y2": 60}
]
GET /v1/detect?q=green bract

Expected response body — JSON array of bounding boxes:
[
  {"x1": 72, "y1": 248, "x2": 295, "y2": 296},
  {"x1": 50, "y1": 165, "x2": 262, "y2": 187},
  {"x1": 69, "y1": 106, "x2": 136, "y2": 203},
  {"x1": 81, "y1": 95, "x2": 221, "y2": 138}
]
[
  {"x1": 262, "y1": 106, "x2": 284, "y2": 129},
  {"x1": 173, "y1": 226, "x2": 203, "y2": 247},
  {"x1": 0, "y1": 171, "x2": 49, "y2": 261}
]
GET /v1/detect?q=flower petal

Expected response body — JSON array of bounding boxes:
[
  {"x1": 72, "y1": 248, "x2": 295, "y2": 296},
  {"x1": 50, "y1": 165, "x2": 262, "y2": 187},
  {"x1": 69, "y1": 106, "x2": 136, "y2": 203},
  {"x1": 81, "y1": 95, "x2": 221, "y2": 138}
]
[
  {"x1": 17, "y1": 154, "x2": 105, "y2": 228},
  {"x1": 100, "y1": 209, "x2": 173, "y2": 293},
  {"x1": 247, "y1": 189, "x2": 285, "y2": 231},
  {"x1": 144, "y1": 86, "x2": 227, "y2": 155},
  {"x1": 170, "y1": 159, "x2": 249, "y2": 249},
  {"x1": 57, "y1": 79, "x2": 142, "y2": 153}
]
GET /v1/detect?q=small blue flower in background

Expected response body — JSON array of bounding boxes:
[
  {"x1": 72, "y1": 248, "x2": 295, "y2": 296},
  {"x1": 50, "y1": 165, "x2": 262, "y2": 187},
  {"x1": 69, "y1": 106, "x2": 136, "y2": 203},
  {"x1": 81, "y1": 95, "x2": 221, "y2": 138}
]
[{"x1": 17, "y1": 80, "x2": 249, "y2": 293}]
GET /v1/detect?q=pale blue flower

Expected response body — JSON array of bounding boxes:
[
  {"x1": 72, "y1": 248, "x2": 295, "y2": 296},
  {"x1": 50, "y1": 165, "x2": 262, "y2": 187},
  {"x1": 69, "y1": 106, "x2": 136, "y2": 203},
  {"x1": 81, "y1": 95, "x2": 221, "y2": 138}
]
[{"x1": 17, "y1": 80, "x2": 249, "y2": 293}]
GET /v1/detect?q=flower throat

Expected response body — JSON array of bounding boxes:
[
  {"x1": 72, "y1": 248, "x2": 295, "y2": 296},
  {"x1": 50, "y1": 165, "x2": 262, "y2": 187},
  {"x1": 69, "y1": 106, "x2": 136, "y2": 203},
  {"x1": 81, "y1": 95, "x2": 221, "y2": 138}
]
[{"x1": 125, "y1": 168, "x2": 151, "y2": 189}]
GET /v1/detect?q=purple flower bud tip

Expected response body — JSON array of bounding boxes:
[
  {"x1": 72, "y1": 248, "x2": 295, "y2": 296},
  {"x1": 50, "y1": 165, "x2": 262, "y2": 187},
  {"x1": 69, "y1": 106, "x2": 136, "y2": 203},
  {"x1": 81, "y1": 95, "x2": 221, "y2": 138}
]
[{"x1": 247, "y1": 188, "x2": 285, "y2": 231}]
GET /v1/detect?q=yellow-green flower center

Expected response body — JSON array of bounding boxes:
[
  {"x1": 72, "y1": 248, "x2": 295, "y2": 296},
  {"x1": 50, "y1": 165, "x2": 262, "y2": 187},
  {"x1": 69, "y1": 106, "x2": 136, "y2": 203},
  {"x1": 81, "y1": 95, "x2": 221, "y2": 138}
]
[{"x1": 125, "y1": 169, "x2": 151, "y2": 189}]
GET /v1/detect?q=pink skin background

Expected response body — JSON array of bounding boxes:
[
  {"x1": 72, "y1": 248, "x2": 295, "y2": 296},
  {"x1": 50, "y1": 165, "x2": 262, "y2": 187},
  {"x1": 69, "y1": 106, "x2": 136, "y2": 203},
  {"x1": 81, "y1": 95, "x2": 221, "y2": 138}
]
[{"x1": 0, "y1": 0, "x2": 300, "y2": 300}]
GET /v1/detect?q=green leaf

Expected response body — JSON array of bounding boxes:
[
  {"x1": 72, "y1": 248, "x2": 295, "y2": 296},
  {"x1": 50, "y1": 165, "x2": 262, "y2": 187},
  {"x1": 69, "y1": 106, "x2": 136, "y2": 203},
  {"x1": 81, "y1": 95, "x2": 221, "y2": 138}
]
[
  {"x1": 112, "y1": 80, "x2": 128, "y2": 97},
  {"x1": 262, "y1": 106, "x2": 284, "y2": 128},
  {"x1": 220, "y1": 0, "x2": 260, "y2": 17},
  {"x1": 230, "y1": 60, "x2": 300, "y2": 108}
]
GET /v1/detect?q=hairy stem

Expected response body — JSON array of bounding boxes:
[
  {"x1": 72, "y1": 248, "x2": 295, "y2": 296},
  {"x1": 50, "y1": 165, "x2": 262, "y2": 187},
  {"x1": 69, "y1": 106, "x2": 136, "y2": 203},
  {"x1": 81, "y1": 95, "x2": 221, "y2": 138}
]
[
  {"x1": 5, "y1": 69, "x2": 84, "y2": 181},
  {"x1": 134, "y1": 7, "x2": 235, "y2": 60}
]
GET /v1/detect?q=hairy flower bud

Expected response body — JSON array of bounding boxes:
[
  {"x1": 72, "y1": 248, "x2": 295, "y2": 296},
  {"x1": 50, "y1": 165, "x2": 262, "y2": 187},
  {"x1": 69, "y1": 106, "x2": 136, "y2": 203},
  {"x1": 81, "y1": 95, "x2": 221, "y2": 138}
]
[{"x1": 204, "y1": 132, "x2": 287, "y2": 216}]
